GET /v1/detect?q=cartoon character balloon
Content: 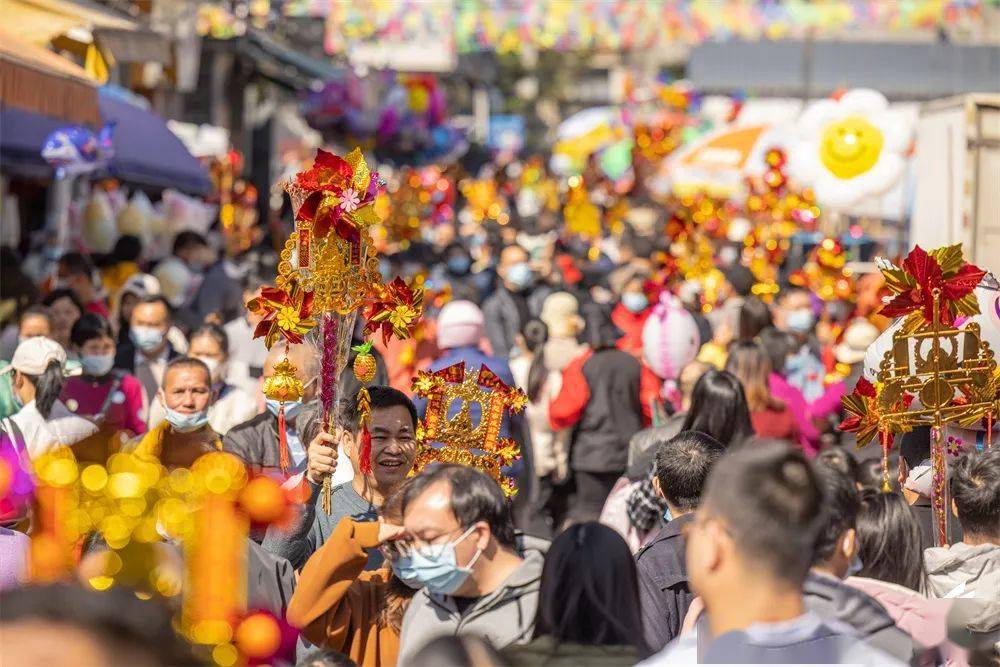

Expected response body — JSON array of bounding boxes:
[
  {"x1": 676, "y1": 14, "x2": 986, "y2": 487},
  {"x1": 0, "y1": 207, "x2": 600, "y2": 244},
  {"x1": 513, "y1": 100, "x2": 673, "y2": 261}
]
[{"x1": 41, "y1": 123, "x2": 115, "y2": 177}]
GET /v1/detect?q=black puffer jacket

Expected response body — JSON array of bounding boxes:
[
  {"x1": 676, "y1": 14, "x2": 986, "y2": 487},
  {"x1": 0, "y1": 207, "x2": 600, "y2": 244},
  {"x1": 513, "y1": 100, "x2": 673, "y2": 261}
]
[{"x1": 550, "y1": 346, "x2": 643, "y2": 474}]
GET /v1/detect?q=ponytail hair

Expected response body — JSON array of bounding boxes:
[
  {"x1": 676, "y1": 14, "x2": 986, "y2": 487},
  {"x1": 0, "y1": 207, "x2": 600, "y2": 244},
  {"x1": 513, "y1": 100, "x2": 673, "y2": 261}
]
[
  {"x1": 25, "y1": 361, "x2": 66, "y2": 419},
  {"x1": 522, "y1": 319, "x2": 549, "y2": 403}
]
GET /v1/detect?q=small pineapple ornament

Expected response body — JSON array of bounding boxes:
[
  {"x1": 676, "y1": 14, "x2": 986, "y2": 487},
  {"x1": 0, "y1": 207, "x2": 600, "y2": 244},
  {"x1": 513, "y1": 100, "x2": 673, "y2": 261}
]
[{"x1": 352, "y1": 342, "x2": 376, "y2": 384}]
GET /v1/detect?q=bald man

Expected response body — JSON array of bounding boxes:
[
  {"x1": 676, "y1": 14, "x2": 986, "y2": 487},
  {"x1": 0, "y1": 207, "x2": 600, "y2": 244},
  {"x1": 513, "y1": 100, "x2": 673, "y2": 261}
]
[{"x1": 223, "y1": 344, "x2": 319, "y2": 477}]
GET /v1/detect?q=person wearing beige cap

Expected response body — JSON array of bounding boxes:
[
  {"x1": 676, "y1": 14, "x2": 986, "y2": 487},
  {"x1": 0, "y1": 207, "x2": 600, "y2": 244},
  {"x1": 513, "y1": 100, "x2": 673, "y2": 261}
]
[
  {"x1": 0, "y1": 337, "x2": 98, "y2": 459},
  {"x1": 538, "y1": 292, "x2": 586, "y2": 373},
  {"x1": 835, "y1": 318, "x2": 881, "y2": 392}
]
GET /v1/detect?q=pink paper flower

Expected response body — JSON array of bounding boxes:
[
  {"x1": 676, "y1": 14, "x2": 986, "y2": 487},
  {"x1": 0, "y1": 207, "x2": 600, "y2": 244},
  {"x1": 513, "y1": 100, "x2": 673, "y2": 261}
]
[{"x1": 340, "y1": 188, "x2": 361, "y2": 213}]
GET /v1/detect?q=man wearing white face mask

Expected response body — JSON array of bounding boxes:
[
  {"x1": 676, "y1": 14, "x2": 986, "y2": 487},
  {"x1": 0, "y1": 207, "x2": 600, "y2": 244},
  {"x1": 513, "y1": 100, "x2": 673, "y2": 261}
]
[
  {"x1": 483, "y1": 245, "x2": 548, "y2": 359},
  {"x1": 114, "y1": 295, "x2": 182, "y2": 424},
  {"x1": 130, "y1": 357, "x2": 220, "y2": 469},
  {"x1": 223, "y1": 344, "x2": 319, "y2": 477},
  {"x1": 395, "y1": 465, "x2": 544, "y2": 664}
]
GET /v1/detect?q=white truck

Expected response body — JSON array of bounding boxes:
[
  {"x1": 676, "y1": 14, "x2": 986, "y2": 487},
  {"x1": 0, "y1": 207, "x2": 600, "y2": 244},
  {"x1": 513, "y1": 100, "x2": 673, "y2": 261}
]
[{"x1": 911, "y1": 94, "x2": 1000, "y2": 274}]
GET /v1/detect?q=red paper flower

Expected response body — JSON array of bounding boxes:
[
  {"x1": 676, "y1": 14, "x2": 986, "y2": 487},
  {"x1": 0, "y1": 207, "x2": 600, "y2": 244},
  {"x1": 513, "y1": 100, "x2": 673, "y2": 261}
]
[
  {"x1": 838, "y1": 378, "x2": 881, "y2": 447},
  {"x1": 364, "y1": 277, "x2": 423, "y2": 344},
  {"x1": 881, "y1": 245, "x2": 985, "y2": 326},
  {"x1": 296, "y1": 149, "x2": 353, "y2": 194},
  {"x1": 248, "y1": 285, "x2": 317, "y2": 348},
  {"x1": 295, "y1": 150, "x2": 361, "y2": 242}
]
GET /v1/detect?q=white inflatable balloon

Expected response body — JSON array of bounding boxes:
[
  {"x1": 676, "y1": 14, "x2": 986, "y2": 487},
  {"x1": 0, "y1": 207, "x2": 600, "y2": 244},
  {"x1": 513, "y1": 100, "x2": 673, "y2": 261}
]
[{"x1": 642, "y1": 293, "x2": 701, "y2": 381}]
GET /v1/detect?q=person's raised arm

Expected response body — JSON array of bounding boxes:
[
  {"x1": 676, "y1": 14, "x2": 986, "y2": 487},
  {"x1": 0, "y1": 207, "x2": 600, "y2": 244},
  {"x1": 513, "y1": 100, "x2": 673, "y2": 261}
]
[
  {"x1": 286, "y1": 518, "x2": 405, "y2": 648},
  {"x1": 260, "y1": 431, "x2": 338, "y2": 569}
]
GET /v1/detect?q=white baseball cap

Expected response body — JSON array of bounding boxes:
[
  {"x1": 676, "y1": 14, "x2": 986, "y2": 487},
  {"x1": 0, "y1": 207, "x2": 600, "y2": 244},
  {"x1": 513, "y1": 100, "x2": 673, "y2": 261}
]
[{"x1": 1, "y1": 337, "x2": 67, "y2": 376}]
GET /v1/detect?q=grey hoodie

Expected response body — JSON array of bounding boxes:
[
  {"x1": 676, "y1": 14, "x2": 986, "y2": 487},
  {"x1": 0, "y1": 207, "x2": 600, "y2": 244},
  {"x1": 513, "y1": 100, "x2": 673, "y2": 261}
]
[
  {"x1": 396, "y1": 549, "x2": 545, "y2": 665},
  {"x1": 925, "y1": 542, "x2": 1000, "y2": 634},
  {"x1": 804, "y1": 571, "x2": 914, "y2": 661}
]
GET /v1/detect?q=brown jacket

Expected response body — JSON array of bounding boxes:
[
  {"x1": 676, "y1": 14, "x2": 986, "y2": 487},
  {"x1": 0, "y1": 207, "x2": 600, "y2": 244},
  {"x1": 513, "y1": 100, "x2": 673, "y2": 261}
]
[{"x1": 286, "y1": 519, "x2": 400, "y2": 667}]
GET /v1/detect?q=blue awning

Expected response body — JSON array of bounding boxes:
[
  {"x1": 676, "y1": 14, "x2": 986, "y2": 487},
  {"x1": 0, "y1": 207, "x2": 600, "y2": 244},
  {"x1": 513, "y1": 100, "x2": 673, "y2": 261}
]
[
  {"x1": 0, "y1": 93, "x2": 210, "y2": 195},
  {"x1": 98, "y1": 92, "x2": 210, "y2": 195}
]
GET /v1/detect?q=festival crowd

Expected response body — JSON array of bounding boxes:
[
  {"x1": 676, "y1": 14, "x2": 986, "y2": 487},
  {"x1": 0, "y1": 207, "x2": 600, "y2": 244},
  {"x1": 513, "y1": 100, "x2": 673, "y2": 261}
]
[{"x1": 0, "y1": 156, "x2": 998, "y2": 667}]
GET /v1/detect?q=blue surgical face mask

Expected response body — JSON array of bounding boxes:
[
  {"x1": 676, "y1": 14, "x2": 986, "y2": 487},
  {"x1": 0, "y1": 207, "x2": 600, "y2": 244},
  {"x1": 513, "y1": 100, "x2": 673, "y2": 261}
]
[
  {"x1": 164, "y1": 406, "x2": 209, "y2": 433},
  {"x1": 80, "y1": 353, "x2": 114, "y2": 377},
  {"x1": 506, "y1": 262, "x2": 534, "y2": 291},
  {"x1": 663, "y1": 505, "x2": 673, "y2": 523},
  {"x1": 130, "y1": 325, "x2": 165, "y2": 352},
  {"x1": 393, "y1": 525, "x2": 482, "y2": 596},
  {"x1": 390, "y1": 561, "x2": 426, "y2": 590},
  {"x1": 786, "y1": 308, "x2": 815, "y2": 334},
  {"x1": 847, "y1": 554, "x2": 864, "y2": 577},
  {"x1": 622, "y1": 292, "x2": 649, "y2": 314},
  {"x1": 266, "y1": 398, "x2": 303, "y2": 421},
  {"x1": 447, "y1": 256, "x2": 471, "y2": 275}
]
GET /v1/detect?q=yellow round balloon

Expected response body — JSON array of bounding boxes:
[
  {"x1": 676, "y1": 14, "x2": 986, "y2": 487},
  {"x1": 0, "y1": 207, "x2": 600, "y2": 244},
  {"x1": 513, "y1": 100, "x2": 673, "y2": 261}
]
[{"x1": 819, "y1": 115, "x2": 883, "y2": 180}]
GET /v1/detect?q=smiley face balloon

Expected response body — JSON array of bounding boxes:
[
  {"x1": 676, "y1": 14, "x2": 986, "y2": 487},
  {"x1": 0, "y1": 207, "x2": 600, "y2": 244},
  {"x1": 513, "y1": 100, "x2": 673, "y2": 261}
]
[
  {"x1": 819, "y1": 115, "x2": 884, "y2": 180},
  {"x1": 788, "y1": 89, "x2": 914, "y2": 210}
]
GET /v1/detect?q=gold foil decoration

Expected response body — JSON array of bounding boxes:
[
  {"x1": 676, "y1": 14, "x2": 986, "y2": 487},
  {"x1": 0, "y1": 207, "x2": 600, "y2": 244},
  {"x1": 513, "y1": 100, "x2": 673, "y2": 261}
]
[
  {"x1": 412, "y1": 363, "x2": 527, "y2": 497},
  {"x1": 874, "y1": 289, "x2": 999, "y2": 545}
]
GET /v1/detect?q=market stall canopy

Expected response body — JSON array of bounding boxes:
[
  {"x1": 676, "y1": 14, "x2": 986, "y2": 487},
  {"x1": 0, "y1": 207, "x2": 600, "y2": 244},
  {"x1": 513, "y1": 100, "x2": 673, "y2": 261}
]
[
  {"x1": 0, "y1": 28, "x2": 100, "y2": 126},
  {"x1": 0, "y1": 90, "x2": 210, "y2": 194},
  {"x1": 98, "y1": 91, "x2": 210, "y2": 194},
  {"x1": 0, "y1": 0, "x2": 134, "y2": 46},
  {"x1": 666, "y1": 124, "x2": 774, "y2": 197}
]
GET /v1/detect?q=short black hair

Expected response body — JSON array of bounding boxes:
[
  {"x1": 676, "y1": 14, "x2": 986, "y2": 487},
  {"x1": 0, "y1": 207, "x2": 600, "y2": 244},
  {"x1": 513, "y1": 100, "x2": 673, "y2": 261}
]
[
  {"x1": 189, "y1": 323, "x2": 229, "y2": 356},
  {"x1": 0, "y1": 582, "x2": 198, "y2": 665},
  {"x1": 738, "y1": 297, "x2": 774, "y2": 341},
  {"x1": 815, "y1": 448, "x2": 860, "y2": 485},
  {"x1": 134, "y1": 294, "x2": 173, "y2": 317},
  {"x1": 702, "y1": 443, "x2": 824, "y2": 585},
  {"x1": 402, "y1": 464, "x2": 516, "y2": 547},
  {"x1": 58, "y1": 251, "x2": 94, "y2": 277},
  {"x1": 722, "y1": 264, "x2": 756, "y2": 298},
  {"x1": 172, "y1": 231, "x2": 208, "y2": 255},
  {"x1": 655, "y1": 431, "x2": 725, "y2": 511},
  {"x1": 70, "y1": 312, "x2": 115, "y2": 348},
  {"x1": 758, "y1": 327, "x2": 794, "y2": 376},
  {"x1": 341, "y1": 386, "x2": 417, "y2": 434},
  {"x1": 112, "y1": 235, "x2": 142, "y2": 263},
  {"x1": 812, "y1": 461, "x2": 861, "y2": 564},
  {"x1": 42, "y1": 287, "x2": 85, "y2": 315},
  {"x1": 950, "y1": 447, "x2": 1000, "y2": 539}
]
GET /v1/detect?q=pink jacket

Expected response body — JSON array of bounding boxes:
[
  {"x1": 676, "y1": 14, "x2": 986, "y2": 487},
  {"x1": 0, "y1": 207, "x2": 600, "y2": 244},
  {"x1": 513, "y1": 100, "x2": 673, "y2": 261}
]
[
  {"x1": 768, "y1": 373, "x2": 820, "y2": 455},
  {"x1": 844, "y1": 577, "x2": 968, "y2": 667}
]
